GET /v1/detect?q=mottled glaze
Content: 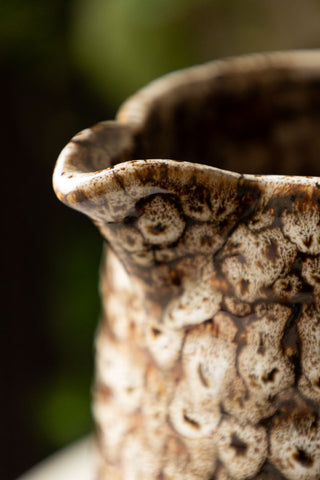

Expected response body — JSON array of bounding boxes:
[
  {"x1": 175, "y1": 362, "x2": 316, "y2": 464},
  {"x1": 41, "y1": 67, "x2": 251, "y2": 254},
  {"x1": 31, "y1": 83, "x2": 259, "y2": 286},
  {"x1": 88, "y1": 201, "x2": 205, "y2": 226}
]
[{"x1": 53, "y1": 51, "x2": 320, "y2": 480}]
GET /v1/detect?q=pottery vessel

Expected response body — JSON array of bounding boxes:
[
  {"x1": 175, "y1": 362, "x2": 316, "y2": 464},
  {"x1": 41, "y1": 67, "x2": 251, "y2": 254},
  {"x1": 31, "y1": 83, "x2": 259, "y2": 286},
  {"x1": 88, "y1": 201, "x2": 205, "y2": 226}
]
[{"x1": 53, "y1": 51, "x2": 320, "y2": 480}]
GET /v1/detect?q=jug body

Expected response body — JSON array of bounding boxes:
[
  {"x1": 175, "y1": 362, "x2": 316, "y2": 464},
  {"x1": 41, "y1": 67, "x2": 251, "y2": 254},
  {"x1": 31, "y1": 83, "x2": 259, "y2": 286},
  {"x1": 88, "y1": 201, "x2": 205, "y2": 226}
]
[{"x1": 53, "y1": 51, "x2": 320, "y2": 480}]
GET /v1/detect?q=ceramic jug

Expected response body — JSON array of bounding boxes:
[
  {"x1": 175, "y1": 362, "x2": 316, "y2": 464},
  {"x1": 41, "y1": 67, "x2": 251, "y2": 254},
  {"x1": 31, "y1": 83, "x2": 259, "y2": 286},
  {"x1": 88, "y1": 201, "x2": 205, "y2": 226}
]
[{"x1": 53, "y1": 51, "x2": 320, "y2": 480}]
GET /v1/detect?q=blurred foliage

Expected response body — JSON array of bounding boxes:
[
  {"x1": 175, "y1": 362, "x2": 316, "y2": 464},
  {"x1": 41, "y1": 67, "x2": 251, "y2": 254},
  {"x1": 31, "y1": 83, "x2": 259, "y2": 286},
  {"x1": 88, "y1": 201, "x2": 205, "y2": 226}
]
[
  {"x1": 0, "y1": 0, "x2": 67, "y2": 78},
  {"x1": 70, "y1": 0, "x2": 320, "y2": 107},
  {"x1": 37, "y1": 220, "x2": 102, "y2": 446},
  {"x1": 2, "y1": 0, "x2": 320, "y2": 477}
]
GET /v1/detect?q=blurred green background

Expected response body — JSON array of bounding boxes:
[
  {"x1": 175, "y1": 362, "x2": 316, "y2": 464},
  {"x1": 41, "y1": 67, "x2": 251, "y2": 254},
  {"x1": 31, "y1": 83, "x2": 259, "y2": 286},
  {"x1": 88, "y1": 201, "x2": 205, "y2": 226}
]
[{"x1": 2, "y1": 0, "x2": 320, "y2": 478}]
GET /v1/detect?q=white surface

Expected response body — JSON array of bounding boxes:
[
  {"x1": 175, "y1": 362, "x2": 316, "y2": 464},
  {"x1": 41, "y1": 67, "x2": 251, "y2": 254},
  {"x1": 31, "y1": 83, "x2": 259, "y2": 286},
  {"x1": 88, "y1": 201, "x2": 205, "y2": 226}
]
[{"x1": 17, "y1": 435, "x2": 97, "y2": 480}]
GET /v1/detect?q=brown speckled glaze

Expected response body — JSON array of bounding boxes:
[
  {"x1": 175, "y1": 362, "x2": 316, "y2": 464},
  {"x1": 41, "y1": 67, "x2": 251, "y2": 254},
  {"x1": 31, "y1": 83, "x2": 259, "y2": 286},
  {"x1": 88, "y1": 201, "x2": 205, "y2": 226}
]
[{"x1": 53, "y1": 52, "x2": 320, "y2": 480}]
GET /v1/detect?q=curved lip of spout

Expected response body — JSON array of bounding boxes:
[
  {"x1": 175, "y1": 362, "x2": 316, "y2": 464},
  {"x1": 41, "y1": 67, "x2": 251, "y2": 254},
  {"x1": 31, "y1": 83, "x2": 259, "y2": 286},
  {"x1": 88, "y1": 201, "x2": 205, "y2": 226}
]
[
  {"x1": 52, "y1": 124, "x2": 244, "y2": 223},
  {"x1": 53, "y1": 121, "x2": 137, "y2": 210},
  {"x1": 53, "y1": 50, "x2": 320, "y2": 221}
]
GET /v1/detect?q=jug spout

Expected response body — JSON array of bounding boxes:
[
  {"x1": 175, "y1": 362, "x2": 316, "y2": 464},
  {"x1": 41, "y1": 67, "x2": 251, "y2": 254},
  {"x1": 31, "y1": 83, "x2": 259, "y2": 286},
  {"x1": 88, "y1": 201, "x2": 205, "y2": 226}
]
[{"x1": 53, "y1": 121, "x2": 136, "y2": 222}]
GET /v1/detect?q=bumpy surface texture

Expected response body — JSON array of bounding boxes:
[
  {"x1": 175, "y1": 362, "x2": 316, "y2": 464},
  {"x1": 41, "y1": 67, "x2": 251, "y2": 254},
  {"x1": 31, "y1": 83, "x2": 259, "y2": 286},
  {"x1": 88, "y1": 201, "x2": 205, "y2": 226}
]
[
  {"x1": 93, "y1": 173, "x2": 320, "y2": 480},
  {"x1": 53, "y1": 52, "x2": 320, "y2": 480}
]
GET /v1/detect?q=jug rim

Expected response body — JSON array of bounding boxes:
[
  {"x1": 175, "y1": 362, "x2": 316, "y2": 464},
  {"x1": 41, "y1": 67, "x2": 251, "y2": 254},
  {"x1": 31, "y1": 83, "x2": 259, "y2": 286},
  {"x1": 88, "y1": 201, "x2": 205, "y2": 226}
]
[
  {"x1": 53, "y1": 50, "x2": 320, "y2": 216},
  {"x1": 117, "y1": 49, "x2": 320, "y2": 132}
]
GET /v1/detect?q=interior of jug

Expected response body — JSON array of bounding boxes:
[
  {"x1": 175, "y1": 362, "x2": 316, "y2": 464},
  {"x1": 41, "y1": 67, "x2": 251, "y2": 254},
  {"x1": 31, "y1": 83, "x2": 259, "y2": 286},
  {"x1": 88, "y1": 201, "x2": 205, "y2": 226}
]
[{"x1": 127, "y1": 62, "x2": 320, "y2": 176}]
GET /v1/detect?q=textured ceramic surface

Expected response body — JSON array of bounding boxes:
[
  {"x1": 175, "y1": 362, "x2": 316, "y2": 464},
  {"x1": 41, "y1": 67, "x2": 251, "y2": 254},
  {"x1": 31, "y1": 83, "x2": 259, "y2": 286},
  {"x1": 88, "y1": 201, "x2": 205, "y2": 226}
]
[{"x1": 53, "y1": 51, "x2": 320, "y2": 480}]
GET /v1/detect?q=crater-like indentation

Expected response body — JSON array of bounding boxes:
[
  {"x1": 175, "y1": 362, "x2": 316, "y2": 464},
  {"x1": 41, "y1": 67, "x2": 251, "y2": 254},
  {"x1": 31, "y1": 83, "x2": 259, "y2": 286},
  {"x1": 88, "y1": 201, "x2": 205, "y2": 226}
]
[
  {"x1": 230, "y1": 432, "x2": 248, "y2": 456},
  {"x1": 292, "y1": 448, "x2": 314, "y2": 467},
  {"x1": 183, "y1": 410, "x2": 200, "y2": 430},
  {"x1": 262, "y1": 368, "x2": 279, "y2": 383}
]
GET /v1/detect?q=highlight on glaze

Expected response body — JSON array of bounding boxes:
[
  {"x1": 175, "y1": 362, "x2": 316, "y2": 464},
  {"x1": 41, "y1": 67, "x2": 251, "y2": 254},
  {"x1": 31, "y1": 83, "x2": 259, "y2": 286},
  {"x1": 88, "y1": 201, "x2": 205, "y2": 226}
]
[{"x1": 53, "y1": 51, "x2": 320, "y2": 480}]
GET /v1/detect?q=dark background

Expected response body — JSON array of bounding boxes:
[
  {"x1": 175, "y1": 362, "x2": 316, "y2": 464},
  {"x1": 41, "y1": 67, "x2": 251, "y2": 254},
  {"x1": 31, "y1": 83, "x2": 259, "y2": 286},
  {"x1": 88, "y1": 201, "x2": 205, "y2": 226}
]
[{"x1": 2, "y1": 1, "x2": 320, "y2": 478}]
